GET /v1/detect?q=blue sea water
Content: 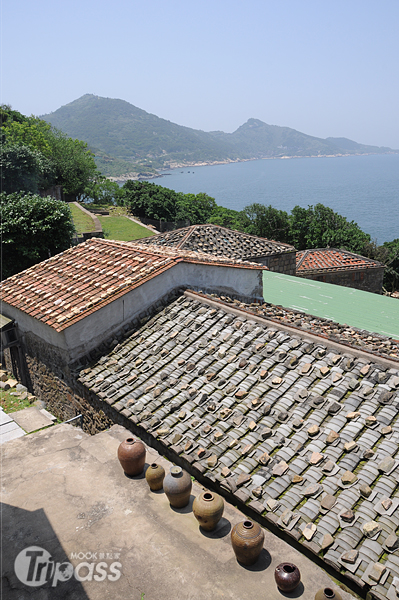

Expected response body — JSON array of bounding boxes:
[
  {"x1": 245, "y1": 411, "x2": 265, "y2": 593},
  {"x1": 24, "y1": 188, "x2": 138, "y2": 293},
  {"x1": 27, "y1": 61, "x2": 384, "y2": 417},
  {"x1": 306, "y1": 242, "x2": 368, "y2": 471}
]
[{"x1": 148, "y1": 154, "x2": 399, "y2": 245}]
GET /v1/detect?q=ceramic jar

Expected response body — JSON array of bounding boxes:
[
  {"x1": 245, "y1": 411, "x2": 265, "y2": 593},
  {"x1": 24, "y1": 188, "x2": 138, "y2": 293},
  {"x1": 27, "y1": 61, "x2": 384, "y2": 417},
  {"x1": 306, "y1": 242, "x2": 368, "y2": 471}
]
[
  {"x1": 314, "y1": 588, "x2": 343, "y2": 600},
  {"x1": 274, "y1": 563, "x2": 301, "y2": 592},
  {"x1": 145, "y1": 463, "x2": 165, "y2": 491},
  {"x1": 193, "y1": 491, "x2": 224, "y2": 531},
  {"x1": 117, "y1": 438, "x2": 146, "y2": 476},
  {"x1": 230, "y1": 520, "x2": 264, "y2": 565},
  {"x1": 163, "y1": 466, "x2": 192, "y2": 508}
]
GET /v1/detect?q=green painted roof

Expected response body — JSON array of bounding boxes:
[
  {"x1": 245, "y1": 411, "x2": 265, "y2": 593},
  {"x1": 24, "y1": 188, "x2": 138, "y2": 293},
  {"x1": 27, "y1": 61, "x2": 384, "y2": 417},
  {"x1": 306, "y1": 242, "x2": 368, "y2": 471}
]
[{"x1": 262, "y1": 271, "x2": 399, "y2": 340}]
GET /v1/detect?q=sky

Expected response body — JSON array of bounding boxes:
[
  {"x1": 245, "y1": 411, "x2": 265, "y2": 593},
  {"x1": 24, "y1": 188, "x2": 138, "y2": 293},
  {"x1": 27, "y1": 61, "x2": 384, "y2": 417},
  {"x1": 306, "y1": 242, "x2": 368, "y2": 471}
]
[{"x1": 2, "y1": 0, "x2": 399, "y2": 148}]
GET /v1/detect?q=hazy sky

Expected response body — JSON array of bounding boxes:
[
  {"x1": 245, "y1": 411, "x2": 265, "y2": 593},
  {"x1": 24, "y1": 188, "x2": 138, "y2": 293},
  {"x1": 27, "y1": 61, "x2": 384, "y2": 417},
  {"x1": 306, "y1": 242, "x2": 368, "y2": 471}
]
[{"x1": 2, "y1": 0, "x2": 399, "y2": 147}]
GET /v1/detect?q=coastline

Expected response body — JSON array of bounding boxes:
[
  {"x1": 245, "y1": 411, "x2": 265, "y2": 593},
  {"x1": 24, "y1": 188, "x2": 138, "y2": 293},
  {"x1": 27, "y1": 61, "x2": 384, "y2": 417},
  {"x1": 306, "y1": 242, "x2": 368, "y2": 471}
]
[{"x1": 108, "y1": 151, "x2": 399, "y2": 183}]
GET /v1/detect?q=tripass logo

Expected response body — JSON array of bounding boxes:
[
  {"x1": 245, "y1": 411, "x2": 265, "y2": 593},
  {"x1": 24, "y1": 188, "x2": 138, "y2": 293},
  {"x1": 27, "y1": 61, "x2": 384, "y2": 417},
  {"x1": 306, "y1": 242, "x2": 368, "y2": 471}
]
[{"x1": 14, "y1": 546, "x2": 122, "y2": 587}]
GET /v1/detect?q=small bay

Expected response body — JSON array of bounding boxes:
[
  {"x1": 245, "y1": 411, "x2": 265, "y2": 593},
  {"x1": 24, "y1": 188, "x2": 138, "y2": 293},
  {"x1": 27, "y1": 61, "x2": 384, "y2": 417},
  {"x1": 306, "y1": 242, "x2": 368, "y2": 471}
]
[{"x1": 147, "y1": 154, "x2": 399, "y2": 245}]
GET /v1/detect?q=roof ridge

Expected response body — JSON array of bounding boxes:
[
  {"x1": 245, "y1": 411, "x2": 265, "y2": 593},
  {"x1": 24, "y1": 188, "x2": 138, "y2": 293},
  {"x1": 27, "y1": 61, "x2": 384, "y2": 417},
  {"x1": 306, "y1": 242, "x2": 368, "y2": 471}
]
[
  {"x1": 207, "y1": 223, "x2": 294, "y2": 247},
  {"x1": 176, "y1": 225, "x2": 197, "y2": 248},
  {"x1": 295, "y1": 248, "x2": 310, "y2": 269}
]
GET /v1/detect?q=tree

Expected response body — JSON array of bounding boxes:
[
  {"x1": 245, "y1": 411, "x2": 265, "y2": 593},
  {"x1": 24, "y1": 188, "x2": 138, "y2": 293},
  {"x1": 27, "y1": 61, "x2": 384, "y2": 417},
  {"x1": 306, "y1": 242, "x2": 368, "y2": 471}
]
[
  {"x1": 0, "y1": 143, "x2": 53, "y2": 194},
  {"x1": 120, "y1": 180, "x2": 218, "y2": 225},
  {"x1": 1, "y1": 105, "x2": 98, "y2": 199},
  {"x1": 242, "y1": 203, "x2": 290, "y2": 242},
  {"x1": 42, "y1": 129, "x2": 98, "y2": 198},
  {"x1": 207, "y1": 205, "x2": 248, "y2": 231},
  {"x1": 175, "y1": 192, "x2": 217, "y2": 224},
  {"x1": 85, "y1": 177, "x2": 121, "y2": 205},
  {"x1": 289, "y1": 204, "x2": 371, "y2": 252},
  {"x1": 3, "y1": 118, "x2": 52, "y2": 156},
  {"x1": 375, "y1": 239, "x2": 399, "y2": 292},
  {"x1": 120, "y1": 181, "x2": 180, "y2": 221},
  {"x1": 1, "y1": 192, "x2": 75, "y2": 278}
]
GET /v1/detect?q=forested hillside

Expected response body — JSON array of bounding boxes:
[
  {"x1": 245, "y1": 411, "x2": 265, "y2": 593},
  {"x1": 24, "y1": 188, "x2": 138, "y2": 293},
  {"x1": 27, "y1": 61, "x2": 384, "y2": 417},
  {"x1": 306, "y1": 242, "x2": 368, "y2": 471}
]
[{"x1": 42, "y1": 95, "x2": 396, "y2": 177}]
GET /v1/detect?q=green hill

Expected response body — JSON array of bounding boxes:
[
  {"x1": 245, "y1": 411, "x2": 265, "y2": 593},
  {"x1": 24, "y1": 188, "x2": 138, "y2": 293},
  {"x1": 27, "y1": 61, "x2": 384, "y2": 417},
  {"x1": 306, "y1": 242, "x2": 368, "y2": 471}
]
[{"x1": 41, "y1": 95, "x2": 397, "y2": 176}]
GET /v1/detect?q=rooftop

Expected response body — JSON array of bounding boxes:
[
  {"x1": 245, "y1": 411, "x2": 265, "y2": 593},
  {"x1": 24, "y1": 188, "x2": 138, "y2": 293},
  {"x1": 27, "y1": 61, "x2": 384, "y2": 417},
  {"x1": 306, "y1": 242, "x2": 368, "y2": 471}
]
[
  {"x1": 77, "y1": 291, "x2": 399, "y2": 599},
  {"x1": 296, "y1": 249, "x2": 384, "y2": 273},
  {"x1": 262, "y1": 271, "x2": 399, "y2": 340},
  {"x1": 136, "y1": 224, "x2": 295, "y2": 258},
  {"x1": 0, "y1": 238, "x2": 264, "y2": 333}
]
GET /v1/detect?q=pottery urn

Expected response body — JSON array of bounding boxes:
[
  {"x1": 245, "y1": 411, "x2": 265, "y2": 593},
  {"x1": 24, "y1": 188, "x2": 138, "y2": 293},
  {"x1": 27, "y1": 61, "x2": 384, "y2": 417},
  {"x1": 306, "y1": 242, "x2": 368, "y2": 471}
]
[
  {"x1": 145, "y1": 463, "x2": 165, "y2": 491},
  {"x1": 117, "y1": 438, "x2": 146, "y2": 476},
  {"x1": 274, "y1": 562, "x2": 301, "y2": 592},
  {"x1": 163, "y1": 466, "x2": 192, "y2": 508},
  {"x1": 314, "y1": 587, "x2": 343, "y2": 600},
  {"x1": 193, "y1": 491, "x2": 224, "y2": 531},
  {"x1": 230, "y1": 520, "x2": 264, "y2": 565}
]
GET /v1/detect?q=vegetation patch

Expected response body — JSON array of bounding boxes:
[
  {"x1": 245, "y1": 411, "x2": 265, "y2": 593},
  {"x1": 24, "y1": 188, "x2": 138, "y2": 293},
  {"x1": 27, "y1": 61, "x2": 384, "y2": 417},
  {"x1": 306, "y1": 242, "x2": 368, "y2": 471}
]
[
  {"x1": 98, "y1": 215, "x2": 154, "y2": 242},
  {"x1": 0, "y1": 388, "x2": 32, "y2": 413},
  {"x1": 69, "y1": 203, "x2": 96, "y2": 235}
]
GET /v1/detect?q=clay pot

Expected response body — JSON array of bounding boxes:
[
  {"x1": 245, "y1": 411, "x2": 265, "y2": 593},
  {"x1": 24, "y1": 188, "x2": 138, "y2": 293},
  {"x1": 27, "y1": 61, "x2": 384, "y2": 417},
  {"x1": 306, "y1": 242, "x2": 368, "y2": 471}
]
[
  {"x1": 117, "y1": 438, "x2": 146, "y2": 476},
  {"x1": 193, "y1": 491, "x2": 224, "y2": 531},
  {"x1": 163, "y1": 466, "x2": 192, "y2": 508},
  {"x1": 231, "y1": 520, "x2": 264, "y2": 565},
  {"x1": 145, "y1": 463, "x2": 165, "y2": 491},
  {"x1": 274, "y1": 562, "x2": 301, "y2": 592},
  {"x1": 314, "y1": 588, "x2": 343, "y2": 600}
]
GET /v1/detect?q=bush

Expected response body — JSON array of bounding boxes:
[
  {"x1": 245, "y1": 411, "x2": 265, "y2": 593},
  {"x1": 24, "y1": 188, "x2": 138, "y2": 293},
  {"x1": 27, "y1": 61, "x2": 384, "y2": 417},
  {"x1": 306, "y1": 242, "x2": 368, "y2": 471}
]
[{"x1": 1, "y1": 192, "x2": 75, "y2": 278}]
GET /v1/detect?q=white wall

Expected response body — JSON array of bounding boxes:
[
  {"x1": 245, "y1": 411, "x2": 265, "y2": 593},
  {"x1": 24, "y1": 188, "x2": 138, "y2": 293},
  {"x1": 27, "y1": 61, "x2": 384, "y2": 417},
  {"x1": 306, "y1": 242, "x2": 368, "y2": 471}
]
[{"x1": 3, "y1": 261, "x2": 263, "y2": 361}]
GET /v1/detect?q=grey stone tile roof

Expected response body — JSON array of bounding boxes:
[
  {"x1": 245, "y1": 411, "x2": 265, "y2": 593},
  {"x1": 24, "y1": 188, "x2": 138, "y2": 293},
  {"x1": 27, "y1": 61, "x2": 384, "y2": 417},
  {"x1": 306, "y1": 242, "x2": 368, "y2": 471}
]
[
  {"x1": 78, "y1": 292, "x2": 399, "y2": 598},
  {"x1": 217, "y1": 294, "x2": 399, "y2": 361},
  {"x1": 135, "y1": 224, "x2": 295, "y2": 259}
]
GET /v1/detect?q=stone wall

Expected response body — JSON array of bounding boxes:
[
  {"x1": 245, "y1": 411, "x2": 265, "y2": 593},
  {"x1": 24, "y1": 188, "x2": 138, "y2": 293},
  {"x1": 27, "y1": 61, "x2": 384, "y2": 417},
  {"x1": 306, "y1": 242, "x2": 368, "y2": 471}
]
[
  {"x1": 252, "y1": 251, "x2": 296, "y2": 276},
  {"x1": 3, "y1": 329, "x2": 113, "y2": 433},
  {"x1": 140, "y1": 217, "x2": 190, "y2": 232},
  {"x1": 297, "y1": 267, "x2": 385, "y2": 294},
  {"x1": 2, "y1": 290, "x2": 189, "y2": 433}
]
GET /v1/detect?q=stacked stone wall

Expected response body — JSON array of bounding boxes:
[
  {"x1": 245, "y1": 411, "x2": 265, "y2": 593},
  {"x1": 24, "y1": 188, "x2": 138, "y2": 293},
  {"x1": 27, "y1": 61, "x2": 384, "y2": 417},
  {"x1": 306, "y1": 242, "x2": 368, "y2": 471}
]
[
  {"x1": 267, "y1": 252, "x2": 296, "y2": 276},
  {"x1": 297, "y1": 267, "x2": 385, "y2": 294}
]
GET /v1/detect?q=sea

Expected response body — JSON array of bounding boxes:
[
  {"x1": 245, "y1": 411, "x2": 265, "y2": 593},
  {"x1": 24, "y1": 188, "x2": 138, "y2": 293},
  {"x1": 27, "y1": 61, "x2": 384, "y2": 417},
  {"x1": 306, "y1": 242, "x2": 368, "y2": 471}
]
[{"x1": 146, "y1": 154, "x2": 399, "y2": 245}]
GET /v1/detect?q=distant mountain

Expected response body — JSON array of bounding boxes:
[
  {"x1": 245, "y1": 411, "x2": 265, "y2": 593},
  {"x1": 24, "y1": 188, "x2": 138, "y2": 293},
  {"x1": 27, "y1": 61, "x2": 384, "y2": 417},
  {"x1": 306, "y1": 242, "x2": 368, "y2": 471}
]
[
  {"x1": 326, "y1": 137, "x2": 392, "y2": 154},
  {"x1": 41, "y1": 95, "x2": 397, "y2": 177}
]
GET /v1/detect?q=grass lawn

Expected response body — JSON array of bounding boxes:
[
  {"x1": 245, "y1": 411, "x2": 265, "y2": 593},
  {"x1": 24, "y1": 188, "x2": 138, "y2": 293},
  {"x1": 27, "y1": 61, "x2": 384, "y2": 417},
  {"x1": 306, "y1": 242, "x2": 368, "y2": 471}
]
[
  {"x1": 98, "y1": 215, "x2": 154, "y2": 241},
  {"x1": 1, "y1": 388, "x2": 32, "y2": 413},
  {"x1": 69, "y1": 203, "x2": 96, "y2": 235}
]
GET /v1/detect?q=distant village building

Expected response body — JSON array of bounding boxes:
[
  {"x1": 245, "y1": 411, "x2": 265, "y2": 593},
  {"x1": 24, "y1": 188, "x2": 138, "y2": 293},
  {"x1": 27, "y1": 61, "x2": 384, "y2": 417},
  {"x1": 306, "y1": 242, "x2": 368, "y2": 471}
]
[
  {"x1": 296, "y1": 248, "x2": 385, "y2": 293},
  {"x1": 136, "y1": 224, "x2": 296, "y2": 275}
]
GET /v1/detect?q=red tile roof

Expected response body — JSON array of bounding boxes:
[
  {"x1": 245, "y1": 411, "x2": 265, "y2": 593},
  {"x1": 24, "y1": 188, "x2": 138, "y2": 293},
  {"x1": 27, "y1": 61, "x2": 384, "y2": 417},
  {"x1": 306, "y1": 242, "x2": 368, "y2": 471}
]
[
  {"x1": 1, "y1": 238, "x2": 265, "y2": 332},
  {"x1": 296, "y1": 248, "x2": 384, "y2": 273}
]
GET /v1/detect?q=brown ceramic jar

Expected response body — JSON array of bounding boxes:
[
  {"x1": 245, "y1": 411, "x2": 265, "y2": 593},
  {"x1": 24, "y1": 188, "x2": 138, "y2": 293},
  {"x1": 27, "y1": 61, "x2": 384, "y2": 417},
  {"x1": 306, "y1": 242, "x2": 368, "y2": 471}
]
[
  {"x1": 145, "y1": 463, "x2": 165, "y2": 491},
  {"x1": 117, "y1": 438, "x2": 146, "y2": 476},
  {"x1": 231, "y1": 520, "x2": 264, "y2": 565},
  {"x1": 314, "y1": 588, "x2": 343, "y2": 600},
  {"x1": 274, "y1": 562, "x2": 301, "y2": 592},
  {"x1": 163, "y1": 466, "x2": 192, "y2": 508},
  {"x1": 193, "y1": 491, "x2": 224, "y2": 531}
]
